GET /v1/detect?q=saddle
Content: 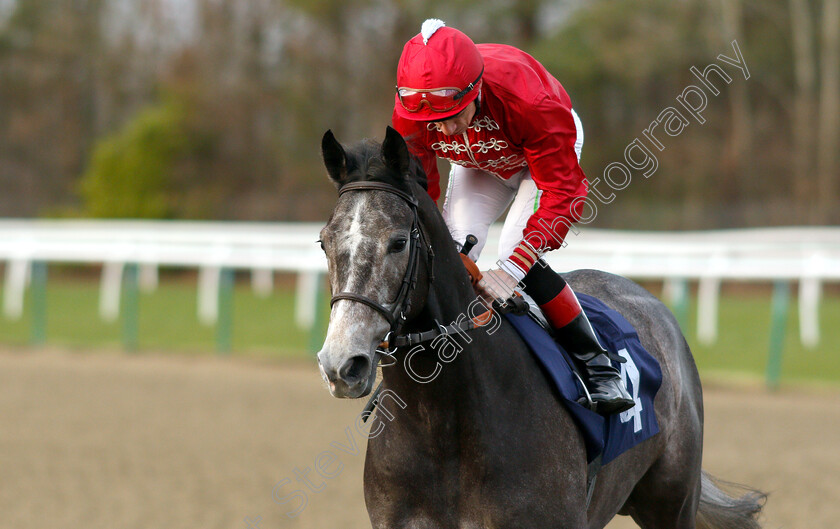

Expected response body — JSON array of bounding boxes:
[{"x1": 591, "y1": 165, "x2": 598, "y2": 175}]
[{"x1": 457, "y1": 246, "x2": 662, "y2": 467}]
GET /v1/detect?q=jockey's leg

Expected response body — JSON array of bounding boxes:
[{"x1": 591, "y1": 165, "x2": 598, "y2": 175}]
[
  {"x1": 497, "y1": 169, "x2": 541, "y2": 262},
  {"x1": 522, "y1": 261, "x2": 635, "y2": 415},
  {"x1": 442, "y1": 164, "x2": 518, "y2": 261}
]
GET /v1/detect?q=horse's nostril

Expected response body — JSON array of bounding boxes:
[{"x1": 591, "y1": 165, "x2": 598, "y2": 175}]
[{"x1": 339, "y1": 355, "x2": 371, "y2": 383}]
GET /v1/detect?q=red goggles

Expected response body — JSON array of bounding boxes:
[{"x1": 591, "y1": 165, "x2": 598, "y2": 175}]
[{"x1": 397, "y1": 68, "x2": 483, "y2": 114}]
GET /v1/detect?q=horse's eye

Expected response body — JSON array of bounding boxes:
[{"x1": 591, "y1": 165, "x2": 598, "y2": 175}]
[
  {"x1": 317, "y1": 239, "x2": 325, "y2": 251},
  {"x1": 389, "y1": 238, "x2": 407, "y2": 253}
]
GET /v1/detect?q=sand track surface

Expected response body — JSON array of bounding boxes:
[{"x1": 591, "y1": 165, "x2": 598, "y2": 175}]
[{"x1": 0, "y1": 349, "x2": 837, "y2": 529}]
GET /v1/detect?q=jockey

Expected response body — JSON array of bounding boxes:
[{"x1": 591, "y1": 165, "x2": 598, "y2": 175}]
[{"x1": 392, "y1": 19, "x2": 634, "y2": 415}]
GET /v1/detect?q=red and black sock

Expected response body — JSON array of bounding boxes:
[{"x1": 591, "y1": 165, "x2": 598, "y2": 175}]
[{"x1": 522, "y1": 260, "x2": 582, "y2": 329}]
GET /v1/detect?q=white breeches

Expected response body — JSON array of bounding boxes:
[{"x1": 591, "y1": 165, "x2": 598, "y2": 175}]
[{"x1": 442, "y1": 109, "x2": 584, "y2": 263}]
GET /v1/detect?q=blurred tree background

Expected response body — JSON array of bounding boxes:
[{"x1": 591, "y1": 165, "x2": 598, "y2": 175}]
[{"x1": 0, "y1": 0, "x2": 837, "y2": 228}]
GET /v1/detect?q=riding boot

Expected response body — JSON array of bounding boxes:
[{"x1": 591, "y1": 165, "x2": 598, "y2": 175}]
[
  {"x1": 554, "y1": 311, "x2": 636, "y2": 415},
  {"x1": 522, "y1": 261, "x2": 635, "y2": 415}
]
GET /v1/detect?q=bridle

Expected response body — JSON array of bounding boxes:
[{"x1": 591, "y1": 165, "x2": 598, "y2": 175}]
[
  {"x1": 329, "y1": 179, "x2": 496, "y2": 425},
  {"x1": 328, "y1": 180, "x2": 432, "y2": 338},
  {"x1": 328, "y1": 180, "x2": 494, "y2": 352},
  {"x1": 329, "y1": 181, "x2": 605, "y2": 505}
]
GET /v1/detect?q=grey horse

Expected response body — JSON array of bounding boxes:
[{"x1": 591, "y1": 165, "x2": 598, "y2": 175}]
[{"x1": 316, "y1": 127, "x2": 765, "y2": 529}]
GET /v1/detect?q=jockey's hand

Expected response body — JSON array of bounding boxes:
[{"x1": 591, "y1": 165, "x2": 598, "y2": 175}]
[{"x1": 478, "y1": 268, "x2": 519, "y2": 304}]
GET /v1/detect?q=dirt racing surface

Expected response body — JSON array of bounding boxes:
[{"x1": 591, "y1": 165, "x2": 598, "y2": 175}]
[{"x1": 0, "y1": 349, "x2": 837, "y2": 529}]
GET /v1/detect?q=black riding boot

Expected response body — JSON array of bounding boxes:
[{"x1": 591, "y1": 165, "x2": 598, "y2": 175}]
[
  {"x1": 522, "y1": 260, "x2": 635, "y2": 415},
  {"x1": 555, "y1": 311, "x2": 636, "y2": 415}
]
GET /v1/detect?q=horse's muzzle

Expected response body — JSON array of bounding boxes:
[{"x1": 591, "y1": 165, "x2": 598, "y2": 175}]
[{"x1": 317, "y1": 351, "x2": 376, "y2": 398}]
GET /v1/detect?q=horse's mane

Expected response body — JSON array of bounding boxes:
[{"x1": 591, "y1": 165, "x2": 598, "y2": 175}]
[{"x1": 341, "y1": 138, "x2": 429, "y2": 196}]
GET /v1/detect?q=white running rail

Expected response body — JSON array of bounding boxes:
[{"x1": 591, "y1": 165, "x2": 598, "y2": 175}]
[{"x1": 1, "y1": 220, "x2": 839, "y2": 347}]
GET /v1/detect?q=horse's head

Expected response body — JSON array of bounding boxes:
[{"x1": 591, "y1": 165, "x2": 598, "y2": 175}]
[{"x1": 317, "y1": 127, "x2": 429, "y2": 398}]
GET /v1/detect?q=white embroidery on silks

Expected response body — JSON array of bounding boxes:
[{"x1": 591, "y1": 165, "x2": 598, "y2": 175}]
[
  {"x1": 427, "y1": 116, "x2": 500, "y2": 132},
  {"x1": 472, "y1": 138, "x2": 508, "y2": 153},
  {"x1": 470, "y1": 116, "x2": 500, "y2": 132},
  {"x1": 480, "y1": 155, "x2": 528, "y2": 172},
  {"x1": 425, "y1": 118, "x2": 527, "y2": 177},
  {"x1": 431, "y1": 140, "x2": 469, "y2": 155},
  {"x1": 447, "y1": 155, "x2": 527, "y2": 178}
]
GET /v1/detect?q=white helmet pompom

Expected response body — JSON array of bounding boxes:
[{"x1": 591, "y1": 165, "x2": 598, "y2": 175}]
[{"x1": 421, "y1": 19, "x2": 446, "y2": 45}]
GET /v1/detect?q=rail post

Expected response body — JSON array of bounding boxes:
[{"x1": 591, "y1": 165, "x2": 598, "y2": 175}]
[
  {"x1": 29, "y1": 261, "x2": 47, "y2": 345},
  {"x1": 216, "y1": 267, "x2": 235, "y2": 354},
  {"x1": 664, "y1": 277, "x2": 690, "y2": 331},
  {"x1": 766, "y1": 280, "x2": 791, "y2": 390},
  {"x1": 122, "y1": 263, "x2": 139, "y2": 352}
]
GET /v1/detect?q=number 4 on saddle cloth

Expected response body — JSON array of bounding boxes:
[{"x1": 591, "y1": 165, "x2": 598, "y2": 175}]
[{"x1": 507, "y1": 293, "x2": 663, "y2": 465}]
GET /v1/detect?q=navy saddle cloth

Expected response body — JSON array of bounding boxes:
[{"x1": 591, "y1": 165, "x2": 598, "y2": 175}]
[{"x1": 504, "y1": 293, "x2": 662, "y2": 465}]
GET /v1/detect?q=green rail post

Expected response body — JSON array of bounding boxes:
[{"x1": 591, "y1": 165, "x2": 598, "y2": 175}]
[
  {"x1": 122, "y1": 263, "x2": 139, "y2": 352},
  {"x1": 308, "y1": 272, "x2": 327, "y2": 355},
  {"x1": 29, "y1": 261, "x2": 47, "y2": 345},
  {"x1": 766, "y1": 280, "x2": 791, "y2": 390},
  {"x1": 669, "y1": 278, "x2": 690, "y2": 331},
  {"x1": 216, "y1": 267, "x2": 234, "y2": 354}
]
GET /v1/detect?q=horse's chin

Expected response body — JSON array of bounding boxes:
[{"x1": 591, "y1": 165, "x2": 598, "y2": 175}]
[{"x1": 356, "y1": 367, "x2": 377, "y2": 398}]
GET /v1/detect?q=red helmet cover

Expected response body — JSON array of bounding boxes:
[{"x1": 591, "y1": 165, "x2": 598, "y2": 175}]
[{"x1": 394, "y1": 23, "x2": 484, "y2": 121}]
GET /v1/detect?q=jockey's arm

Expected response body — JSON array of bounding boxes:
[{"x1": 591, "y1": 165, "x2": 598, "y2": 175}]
[{"x1": 500, "y1": 94, "x2": 588, "y2": 283}]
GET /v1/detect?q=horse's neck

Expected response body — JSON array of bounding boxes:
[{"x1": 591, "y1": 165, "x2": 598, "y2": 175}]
[
  {"x1": 380, "y1": 196, "x2": 501, "y2": 425},
  {"x1": 410, "y1": 197, "x2": 479, "y2": 329}
]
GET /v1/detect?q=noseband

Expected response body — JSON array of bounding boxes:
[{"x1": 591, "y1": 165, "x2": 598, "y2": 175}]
[{"x1": 328, "y1": 181, "x2": 431, "y2": 335}]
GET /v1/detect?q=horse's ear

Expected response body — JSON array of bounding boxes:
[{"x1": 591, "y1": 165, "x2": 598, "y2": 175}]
[
  {"x1": 322, "y1": 129, "x2": 347, "y2": 188},
  {"x1": 382, "y1": 126, "x2": 410, "y2": 179}
]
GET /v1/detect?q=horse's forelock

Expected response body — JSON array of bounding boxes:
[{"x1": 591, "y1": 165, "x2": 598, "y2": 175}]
[{"x1": 340, "y1": 138, "x2": 427, "y2": 196}]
